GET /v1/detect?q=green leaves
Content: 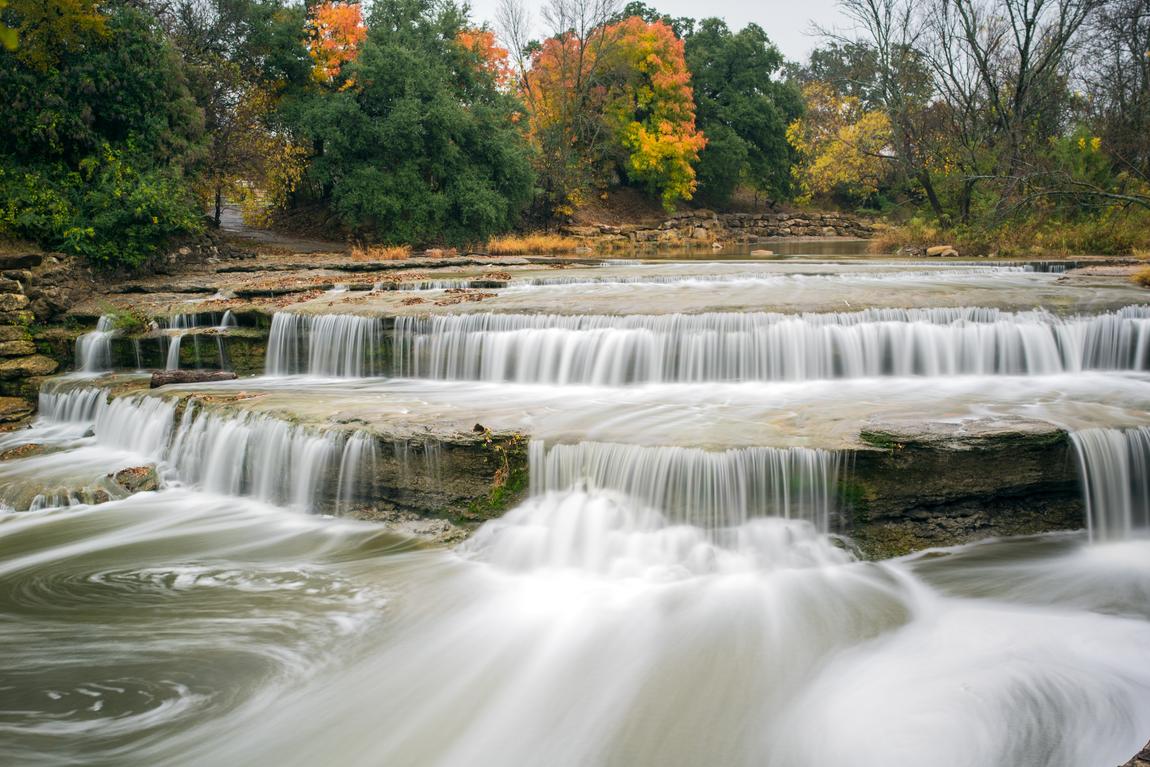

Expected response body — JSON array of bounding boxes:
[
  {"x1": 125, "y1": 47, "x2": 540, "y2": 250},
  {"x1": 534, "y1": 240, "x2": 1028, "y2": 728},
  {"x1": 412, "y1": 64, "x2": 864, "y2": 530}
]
[
  {"x1": 283, "y1": 1, "x2": 534, "y2": 245},
  {"x1": 0, "y1": 3, "x2": 203, "y2": 267}
]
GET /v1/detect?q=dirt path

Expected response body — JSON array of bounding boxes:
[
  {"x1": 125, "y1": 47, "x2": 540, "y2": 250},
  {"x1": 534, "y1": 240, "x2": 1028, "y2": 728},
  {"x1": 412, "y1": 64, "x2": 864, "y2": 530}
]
[{"x1": 218, "y1": 205, "x2": 348, "y2": 254}]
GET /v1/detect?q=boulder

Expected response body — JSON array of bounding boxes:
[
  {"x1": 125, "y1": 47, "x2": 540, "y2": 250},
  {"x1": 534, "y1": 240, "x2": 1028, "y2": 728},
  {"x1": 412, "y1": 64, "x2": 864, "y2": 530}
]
[
  {"x1": 926, "y1": 244, "x2": 960, "y2": 257},
  {"x1": 751, "y1": 249, "x2": 775, "y2": 256},
  {"x1": 0, "y1": 355, "x2": 57, "y2": 379},
  {"x1": 0, "y1": 294, "x2": 29, "y2": 312},
  {"x1": 0, "y1": 396, "x2": 35, "y2": 423},
  {"x1": 0, "y1": 340, "x2": 36, "y2": 357},
  {"x1": 0, "y1": 325, "x2": 30, "y2": 343},
  {"x1": 0, "y1": 253, "x2": 43, "y2": 270},
  {"x1": 111, "y1": 465, "x2": 160, "y2": 493},
  {"x1": 0, "y1": 442, "x2": 46, "y2": 460}
]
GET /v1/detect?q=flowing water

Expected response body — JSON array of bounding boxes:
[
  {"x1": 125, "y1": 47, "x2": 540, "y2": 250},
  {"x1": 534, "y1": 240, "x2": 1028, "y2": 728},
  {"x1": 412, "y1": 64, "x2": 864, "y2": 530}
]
[{"x1": 4, "y1": 258, "x2": 1150, "y2": 766}]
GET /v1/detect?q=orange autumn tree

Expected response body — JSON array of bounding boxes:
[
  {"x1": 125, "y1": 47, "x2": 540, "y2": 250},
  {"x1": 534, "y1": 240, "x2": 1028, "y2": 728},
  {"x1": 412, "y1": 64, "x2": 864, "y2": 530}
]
[
  {"x1": 307, "y1": 0, "x2": 367, "y2": 83},
  {"x1": 522, "y1": 16, "x2": 704, "y2": 212},
  {"x1": 456, "y1": 29, "x2": 515, "y2": 91}
]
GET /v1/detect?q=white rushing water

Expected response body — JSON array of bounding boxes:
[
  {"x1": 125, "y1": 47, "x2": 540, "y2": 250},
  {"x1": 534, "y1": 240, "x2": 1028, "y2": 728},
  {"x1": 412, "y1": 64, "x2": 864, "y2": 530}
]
[
  {"x1": 530, "y1": 441, "x2": 840, "y2": 531},
  {"x1": 74, "y1": 315, "x2": 117, "y2": 373},
  {"x1": 266, "y1": 313, "x2": 385, "y2": 377},
  {"x1": 13, "y1": 260, "x2": 1150, "y2": 767},
  {"x1": 393, "y1": 306, "x2": 1150, "y2": 384},
  {"x1": 1071, "y1": 427, "x2": 1150, "y2": 541}
]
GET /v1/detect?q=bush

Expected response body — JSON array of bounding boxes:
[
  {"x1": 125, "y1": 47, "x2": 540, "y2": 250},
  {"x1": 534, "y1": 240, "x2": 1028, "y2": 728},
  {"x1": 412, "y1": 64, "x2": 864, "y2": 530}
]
[
  {"x1": 485, "y1": 234, "x2": 582, "y2": 255},
  {"x1": 0, "y1": 151, "x2": 202, "y2": 268}
]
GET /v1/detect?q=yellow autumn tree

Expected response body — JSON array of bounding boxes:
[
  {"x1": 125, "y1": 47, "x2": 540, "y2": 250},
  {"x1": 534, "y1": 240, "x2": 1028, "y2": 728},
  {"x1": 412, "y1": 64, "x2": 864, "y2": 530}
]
[{"x1": 787, "y1": 81, "x2": 892, "y2": 203}]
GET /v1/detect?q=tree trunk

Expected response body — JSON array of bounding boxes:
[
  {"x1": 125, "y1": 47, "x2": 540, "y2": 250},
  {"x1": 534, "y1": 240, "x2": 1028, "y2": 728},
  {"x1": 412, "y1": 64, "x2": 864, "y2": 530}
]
[
  {"x1": 151, "y1": 370, "x2": 237, "y2": 388},
  {"x1": 213, "y1": 185, "x2": 223, "y2": 229},
  {"x1": 918, "y1": 170, "x2": 945, "y2": 220}
]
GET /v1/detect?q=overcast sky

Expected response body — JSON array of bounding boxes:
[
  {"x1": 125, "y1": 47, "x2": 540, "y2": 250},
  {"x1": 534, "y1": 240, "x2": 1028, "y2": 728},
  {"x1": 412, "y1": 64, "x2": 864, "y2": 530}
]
[{"x1": 464, "y1": 0, "x2": 847, "y2": 62}]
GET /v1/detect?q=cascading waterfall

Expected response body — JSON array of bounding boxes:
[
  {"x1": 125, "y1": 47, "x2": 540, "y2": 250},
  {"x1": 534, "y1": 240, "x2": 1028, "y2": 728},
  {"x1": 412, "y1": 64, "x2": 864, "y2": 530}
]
[
  {"x1": 1070, "y1": 427, "x2": 1150, "y2": 541},
  {"x1": 529, "y1": 441, "x2": 841, "y2": 531},
  {"x1": 266, "y1": 313, "x2": 385, "y2": 377},
  {"x1": 395, "y1": 306, "x2": 1150, "y2": 384},
  {"x1": 74, "y1": 315, "x2": 117, "y2": 372},
  {"x1": 27, "y1": 387, "x2": 383, "y2": 513},
  {"x1": 37, "y1": 385, "x2": 107, "y2": 422},
  {"x1": 523, "y1": 265, "x2": 1030, "y2": 287}
]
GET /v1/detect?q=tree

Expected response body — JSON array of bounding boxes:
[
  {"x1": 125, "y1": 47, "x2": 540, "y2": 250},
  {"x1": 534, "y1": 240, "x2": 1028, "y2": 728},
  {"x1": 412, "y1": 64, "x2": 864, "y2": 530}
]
[
  {"x1": 307, "y1": 0, "x2": 367, "y2": 82},
  {"x1": 281, "y1": 0, "x2": 535, "y2": 245},
  {"x1": 0, "y1": 0, "x2": 205, "y2": 267},
  {"x1": 786, "y1": 81, "x2": 893, "y2": 203},
  {"x1": 684, "y1": 19, "x2": 802, "y2": 205},
  {"x1": 159, "y1": 0, "x2": 313, "y2": 225},
  {"x1": 601, "y1": 16, "x2": 706, "y2": 208}
]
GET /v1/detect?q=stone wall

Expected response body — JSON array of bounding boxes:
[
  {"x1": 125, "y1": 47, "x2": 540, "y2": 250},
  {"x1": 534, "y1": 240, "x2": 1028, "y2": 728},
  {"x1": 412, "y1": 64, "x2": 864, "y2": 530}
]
[
  {"x1": 562, "y1": 210, "x2": 874, "y2": 247},
  {"x1": 0, "y1": 253, "x2": 89, "y2": 426}
]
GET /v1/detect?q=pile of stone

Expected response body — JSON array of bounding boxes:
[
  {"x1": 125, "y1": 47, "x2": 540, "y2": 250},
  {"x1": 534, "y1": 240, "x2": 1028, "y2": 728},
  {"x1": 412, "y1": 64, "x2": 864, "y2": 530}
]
[
  {"x1": 562, "y1": 210, "x2": 874, "y2": 246},
  {"x1": 0, "y1": 253, "x2": 65, "y2": 426}
]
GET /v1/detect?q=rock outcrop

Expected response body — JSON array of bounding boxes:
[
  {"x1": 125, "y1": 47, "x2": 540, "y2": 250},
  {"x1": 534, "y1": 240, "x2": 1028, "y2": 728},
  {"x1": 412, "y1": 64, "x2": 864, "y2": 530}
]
[
  {"x1": 1122, "y1": 741, "x2": 1150, "y2": 767},
  {"x1": 846, "y1": 417, "x2": 1082, "y2": 558}
]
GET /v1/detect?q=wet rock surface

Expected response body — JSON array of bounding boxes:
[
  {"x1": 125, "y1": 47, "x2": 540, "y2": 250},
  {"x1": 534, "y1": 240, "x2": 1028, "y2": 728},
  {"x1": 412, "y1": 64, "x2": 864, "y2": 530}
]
[
  {"x1": 1123, "y1": 741, "x2": 1150, "y2": 767},
  {"x1": 849, "y1": 417, "x2": 1081, "y2": 558}
]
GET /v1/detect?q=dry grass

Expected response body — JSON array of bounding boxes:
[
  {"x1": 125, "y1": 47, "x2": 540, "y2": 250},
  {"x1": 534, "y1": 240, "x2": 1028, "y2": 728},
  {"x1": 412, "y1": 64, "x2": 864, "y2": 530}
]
[
  {"x1": 485, "y1": 233, "x2": 583, "y2": 255},
  {"x1": 350, "y1": 244, "x2": 411, "y2": 261},
  {"x1": 1132, "y1": 266, "x2": 1150, "y2": 288}
]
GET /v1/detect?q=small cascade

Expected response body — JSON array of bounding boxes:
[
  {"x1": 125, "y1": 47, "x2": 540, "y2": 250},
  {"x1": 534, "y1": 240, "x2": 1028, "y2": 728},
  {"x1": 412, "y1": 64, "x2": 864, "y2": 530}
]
[
  {"x1": 38, "y1": 385, "x2": 107, "y2": 422},
  {"x1": 1070, "y1": 427, "x2": 1150, "y2": 541},
  {"x1": 529, "y1": 441, "x2": 841, "y2": 531},
  {"x1": 395, "y1": 306, "x2": 1150, "y2": 384},
  {"x1": 524, "y1": 265, "x2": 1029, "y2": 287},
  {"x1": 266, "y1": 313, "x2": 385, "y2": 377},
  {"x1": 335, "y1": 432, "x2": 380, "y2": 514},
  {"x1": 217, "y1": 310, "x2": 237, "y2": 330},
  {"x1": 165, "y1": 334, "x2": 184, "y2": 370},
  {"x1": 74, "y1": 315, "x2": 117, "y2": 372}
]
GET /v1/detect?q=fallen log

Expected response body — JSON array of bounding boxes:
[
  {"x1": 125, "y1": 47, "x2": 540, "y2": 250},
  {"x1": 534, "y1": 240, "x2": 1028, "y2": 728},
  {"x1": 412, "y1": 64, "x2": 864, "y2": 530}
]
[{"x1": 150, "y1": 370, "x2": 237, "y2": 388}]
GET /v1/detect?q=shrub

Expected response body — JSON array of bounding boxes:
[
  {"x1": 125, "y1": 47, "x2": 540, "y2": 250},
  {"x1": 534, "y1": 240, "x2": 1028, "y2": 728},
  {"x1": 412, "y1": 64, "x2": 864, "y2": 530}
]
[
  {"x1": 350, "y1": 244, "x2": 411, "y2": 261},
  {"x1": 485, "y1": 234, "x2": 582, "y2": 255}
]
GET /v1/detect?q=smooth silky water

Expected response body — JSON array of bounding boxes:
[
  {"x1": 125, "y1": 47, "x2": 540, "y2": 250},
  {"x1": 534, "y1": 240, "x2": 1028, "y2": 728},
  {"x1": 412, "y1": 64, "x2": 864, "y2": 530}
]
[{"x1": 4, "y1": 257, "x2": 1150, "y2": 767}]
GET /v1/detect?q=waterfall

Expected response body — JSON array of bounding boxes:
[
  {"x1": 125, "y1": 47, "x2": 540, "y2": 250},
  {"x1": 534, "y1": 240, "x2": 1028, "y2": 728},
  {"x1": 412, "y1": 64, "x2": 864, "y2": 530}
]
[
  {"x1": 75, "y1": 315, "x2": 117, "y2": 372},
  {"x1": 523, "y1": 265, "x2": 1030, "y2": 287},
  {"x1": 395, "y1": 306, "x2": 1150, "y2": 384},
  {"x1": 166, "y1": 334, "x2": 184, "y2": 370},
  {"x1": 1070, "y1": 427, "x2": 1150, "y2": 541},
  {"x1": 528, "y1": 441, "x2": 841, "y2": 531},
  {"x1": 38, "y1": 385, "x2": 108, "y2": 422},
  {"x1": 266, "y1": 313, "x2": 386, "y2": 377}
]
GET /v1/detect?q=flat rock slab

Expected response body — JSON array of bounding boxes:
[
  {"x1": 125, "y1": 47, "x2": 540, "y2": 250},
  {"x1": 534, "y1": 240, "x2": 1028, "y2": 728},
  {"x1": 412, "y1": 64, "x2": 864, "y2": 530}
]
[{"x1": 860, "y1": 416, "x2": 1066, "y2": 451}]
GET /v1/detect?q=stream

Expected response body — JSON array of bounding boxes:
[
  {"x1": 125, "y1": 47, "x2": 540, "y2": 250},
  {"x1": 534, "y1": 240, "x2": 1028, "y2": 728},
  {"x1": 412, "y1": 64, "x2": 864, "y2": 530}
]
[{"x1": 3, "y1": 256, "x2": 1150, "y2": 766}]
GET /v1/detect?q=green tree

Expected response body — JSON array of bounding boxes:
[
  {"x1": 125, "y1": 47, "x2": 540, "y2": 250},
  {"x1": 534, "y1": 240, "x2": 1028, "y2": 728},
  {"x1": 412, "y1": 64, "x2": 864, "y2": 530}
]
[
  {"x1": 281, "y1": 0, "x2": 535, "y2": 245},
  {"x1": 684, "y1": 19, "x2": 802, "y2": 205},
  {"x1": 0, "y1": 0, "x2": 205, "y2": 267}
]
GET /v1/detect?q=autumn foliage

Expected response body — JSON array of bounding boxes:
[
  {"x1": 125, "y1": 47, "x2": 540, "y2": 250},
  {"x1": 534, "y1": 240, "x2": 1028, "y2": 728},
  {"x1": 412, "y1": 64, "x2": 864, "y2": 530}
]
[
  {"x1": 307, "y1": 0, "x2": 366, "y2": 82},
  {"x1": 603, "y1": 17, "x2": 706, "y2": 208},
  {"x1": 457, "y1": 29, "x2": 515, "y2": 90},
  {"x1": 523, "y1": 16, "x2": 705, "y2": 211},
  {"x1": 786, "y1": 82, "x2": 892, "y2": 203}
]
